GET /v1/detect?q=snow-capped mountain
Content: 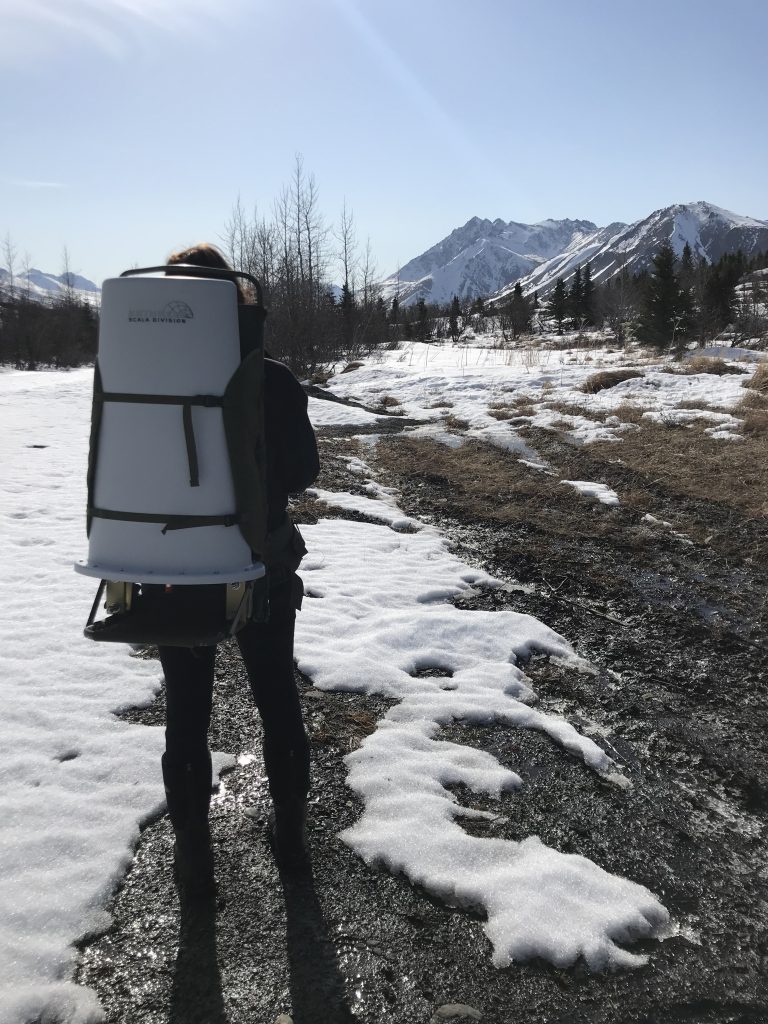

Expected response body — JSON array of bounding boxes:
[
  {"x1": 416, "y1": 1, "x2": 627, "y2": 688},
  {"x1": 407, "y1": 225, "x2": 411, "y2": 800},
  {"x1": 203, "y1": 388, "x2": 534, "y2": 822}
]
[
  {"x1": 382, "y1": 217, "x2": 604, "y2": 307},
  {"x1": 385, "y1": 202, "x2": 768, "y2": 307},
  {"x1": 499, "y1": 202, "x2": 768, "y2": 300},
  {"x1": 0, "y1": 267, "x2": 100, "y2": 305}
]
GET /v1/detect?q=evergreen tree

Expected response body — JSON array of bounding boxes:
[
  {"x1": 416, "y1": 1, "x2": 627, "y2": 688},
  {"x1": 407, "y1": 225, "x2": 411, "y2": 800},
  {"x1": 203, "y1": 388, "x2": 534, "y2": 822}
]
[
  {"x1": 448, "y1": 294, "x2": 461, "y2": 343},
  {"x1": 509, "y1": 282, "x2": 532, "y2": 337},
  {"x1": 636, "y1": 243, "x2": 689, "y2": 350},
  {"x1": 581, "y1": 263, "x2": 595, "y2": 326},
  {"x1": 679, "y1": 242, "x2": 695, "y2": 289},
  {"x1": 567, "y1": 266, "x2": 583, "y2": 326},
  {"x1": 415, "y1": 298, "x2": 429, "y2": 341},
  {"x1": 549, "y1": 278, "x2": 567, "y2": 334}
]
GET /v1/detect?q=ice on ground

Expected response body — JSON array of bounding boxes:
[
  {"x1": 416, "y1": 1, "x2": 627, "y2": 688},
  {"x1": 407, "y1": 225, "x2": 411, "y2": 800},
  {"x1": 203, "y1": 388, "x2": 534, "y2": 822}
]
[
  {"x1": 0, "y1": 370, "x2": 168, "y2": 1024},
  {"x1": 561, "y1": 480, "x2": 620, "y2": 506},
  {"x1": 296, "y1": 516, "x2": 668, "y2": 968}
]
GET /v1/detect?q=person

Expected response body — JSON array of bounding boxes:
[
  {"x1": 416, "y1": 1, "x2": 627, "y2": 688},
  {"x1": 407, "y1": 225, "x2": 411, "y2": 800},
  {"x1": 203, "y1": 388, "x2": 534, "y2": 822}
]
[{"x1": 157, "y1": 243, "x2": 319, "y2": 894}]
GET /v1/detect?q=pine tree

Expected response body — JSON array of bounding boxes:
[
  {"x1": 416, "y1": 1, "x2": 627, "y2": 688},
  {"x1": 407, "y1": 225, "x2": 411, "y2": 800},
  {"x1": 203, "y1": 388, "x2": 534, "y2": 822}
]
[
  {"x1": 581, "y1": 263, "x2": 596, "y2": 326},
  {"x1": 415, "y1": 298, "x2": 429, "y2": 341},
  {"x1": 567, "y1": 266, "x2": 583, "y2": 327},
  {"x1": 549, "y1": 278, "x2": 567, "y2": 334},
  {"x1": 448, "y1": 294, "x2": 461, "y2": 343},
  {"x1": 679, "y1": 242, "x2": 695, "y2": 288},
  {"x1": 509, "y1": 283, "x2": 532, "y2": 337},
  {"x1": 637, "y1": 243, "x2": 688, "y2": 350}
]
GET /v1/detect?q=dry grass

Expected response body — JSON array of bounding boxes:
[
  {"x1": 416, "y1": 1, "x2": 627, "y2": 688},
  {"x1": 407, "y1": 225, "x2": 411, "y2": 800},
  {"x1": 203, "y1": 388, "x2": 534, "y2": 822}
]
[
  {"x1": 675, "y1": 399, "x2": 728, "y2": 412},
  {"x1": 612, "y1": 402, "x2": 646, "y2": 424},
  {"x1": 427, "y1": 399, "x2": 453, "y2": 409},
  {"x1": 374, "y1": 394, "x2": 406, "y2": 415},
  {"x1": 309, "y1": 369, "x2": 333, "y2": 385},
  {"x1": 545, "y1": 400, "x2": 606, "y2": 422},
  {"x1": 489, "y1": 395, "x2": 537, "y2": 420},
  {"x1": 738, "y1": 390, "x2": 768, "y2": 410},
  {"x1": 375, "y1": 437, "x2": 606, "y2": 534},
  {"x1": 666, "y1": 356, "x2": 748, "y2": 376},
  {"x1": 591, "y1": 422, "x2": 768, "y2": 517},
  {"x1": 740, "y1": 409, "x2": 768, "y2": 436},
  {"x1": 580, "y1": 369, "x2": 644, "y2": 393},
  {"x1": 743, "y1": 362, "x2": 768, "y2": 393},
  {"x1": 443, "y1": 414, "x2": 470, "y2": 431},
  {"x1": 340, "y1": 361, "x2": 364, "y2": 374}
]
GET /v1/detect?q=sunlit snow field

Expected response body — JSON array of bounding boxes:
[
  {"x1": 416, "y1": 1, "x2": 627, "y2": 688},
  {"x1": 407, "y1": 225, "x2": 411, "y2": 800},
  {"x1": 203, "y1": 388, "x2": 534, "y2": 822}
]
[{"x1": 0, "y1": 344, "x2": 761, "y2": 1022}]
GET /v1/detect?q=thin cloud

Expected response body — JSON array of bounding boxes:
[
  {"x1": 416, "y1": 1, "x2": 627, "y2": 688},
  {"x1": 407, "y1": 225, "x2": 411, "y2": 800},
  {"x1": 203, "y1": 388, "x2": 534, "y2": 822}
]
[
  {"x1": 0, "y1": 0, "x2": 243, "y2": 64},
  {"x1": 6, "y1": 179, "x2": 67, "y2": 189}
]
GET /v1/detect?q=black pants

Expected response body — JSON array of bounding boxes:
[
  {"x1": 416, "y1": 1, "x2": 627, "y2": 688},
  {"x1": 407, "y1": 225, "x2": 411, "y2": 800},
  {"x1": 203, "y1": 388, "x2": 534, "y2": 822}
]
[{"x1": 158, "y1": 577, "x2": 310, "y2": 806}]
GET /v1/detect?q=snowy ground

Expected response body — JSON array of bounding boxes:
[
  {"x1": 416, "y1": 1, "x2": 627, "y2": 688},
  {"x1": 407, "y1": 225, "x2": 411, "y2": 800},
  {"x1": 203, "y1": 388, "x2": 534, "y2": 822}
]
[{"x1": 0, "y1": 342, "x2": 762, "y2": 1022}]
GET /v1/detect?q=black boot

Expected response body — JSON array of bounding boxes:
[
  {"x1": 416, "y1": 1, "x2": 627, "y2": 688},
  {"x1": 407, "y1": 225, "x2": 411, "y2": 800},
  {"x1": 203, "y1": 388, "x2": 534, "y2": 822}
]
[
  {"x1": 162, "y1": 751, "x2": 215, "y2": 898},
  {"x1": 263, "y1": 739, "x2": 310, "y2": 872},
  {"x1": 270, "y1": 797, "x2": 309, "y2": 873}
]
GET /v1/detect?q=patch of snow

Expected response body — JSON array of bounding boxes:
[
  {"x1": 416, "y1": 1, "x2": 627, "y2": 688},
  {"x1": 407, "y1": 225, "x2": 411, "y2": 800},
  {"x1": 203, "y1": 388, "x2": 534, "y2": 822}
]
[
  {"x1": 0, "y1": 370, "x2": 168, "y2": 1024},
  {"x1": 561, "y1": 481, "x2": 620, "y2": 506},
  {"x1": 642, "y1": 514, "x2": 673, "y2": 529},
  {"x1": 307, "y1": 395, "x2": 382, "y2": 426},
  {"x1": 307, "y1": 487, "x2": 422, "y2": 532},
  {"x1": 297, "y1": 516, "x2": 667, "y2": 968}
]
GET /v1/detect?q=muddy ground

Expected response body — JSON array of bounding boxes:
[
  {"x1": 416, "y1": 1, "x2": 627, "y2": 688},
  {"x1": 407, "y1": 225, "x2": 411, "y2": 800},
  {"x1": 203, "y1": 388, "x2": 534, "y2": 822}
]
[{"x1": 76, "y1": 399, "x2": 768, "y2": 1024}]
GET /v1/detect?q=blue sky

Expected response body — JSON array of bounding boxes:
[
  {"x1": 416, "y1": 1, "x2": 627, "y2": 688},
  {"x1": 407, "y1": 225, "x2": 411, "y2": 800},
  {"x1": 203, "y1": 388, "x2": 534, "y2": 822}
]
[{"x1": 2, "y1": 0, "x2": 766, "y2": 284}]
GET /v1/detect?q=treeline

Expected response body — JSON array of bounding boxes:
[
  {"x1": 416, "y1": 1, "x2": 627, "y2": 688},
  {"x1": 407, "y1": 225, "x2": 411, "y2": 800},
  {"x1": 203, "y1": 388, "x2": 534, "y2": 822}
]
[
  {"x1": 535, "y1": 244, "x2": 768, "y2": 348},
  {"x1": 222, "y1": 157, "x2": 393, "y2": 372},
  {"x1": 426, "y1": 245, "x2": 768, "y2": 351},
  {"x1": 0, "y1": 158, "x2": 396, "y2": 374},
  {"x1": 0, "y1": 289, "x2": 98, "y2": 369}
]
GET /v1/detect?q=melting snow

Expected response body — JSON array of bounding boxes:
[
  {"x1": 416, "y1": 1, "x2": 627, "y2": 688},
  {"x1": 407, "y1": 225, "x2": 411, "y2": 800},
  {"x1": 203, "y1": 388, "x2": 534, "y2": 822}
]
[
  {"x1": 561, "y1": 480, "x2": 620, "y2": 506},
  {"x1": 296, "y1": 515, "x2": 667, "y2": 968}
]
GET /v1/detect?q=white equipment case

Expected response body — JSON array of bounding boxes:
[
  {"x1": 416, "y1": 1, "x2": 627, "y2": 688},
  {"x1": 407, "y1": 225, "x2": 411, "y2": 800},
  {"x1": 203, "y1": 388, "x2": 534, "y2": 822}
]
[{"x1": 75, "y1": 265, "x2": 268, "y2": 646}]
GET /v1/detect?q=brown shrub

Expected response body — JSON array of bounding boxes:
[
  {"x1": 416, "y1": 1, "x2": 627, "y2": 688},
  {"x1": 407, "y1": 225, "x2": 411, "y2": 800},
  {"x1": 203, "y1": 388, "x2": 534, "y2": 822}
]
[
  {"x1": 613, "y1": 402, "x2": 646, "y2": 424},
  {"x1": 309, "y1": 369, "x2": 333, "y2": 385},
  {"x1": 738, "y1": 390, "x2": 768, "y2": 410},
  {"x1": 743, "y1": 362, "x2": 768, "y2": 393},
  {"x1": 546, "y1": 400, "x2": 606, "y2": 422},
  {"x1": 379, "y1": 395, "x2": 401, "y2": 408},
  {"x1": 741, "y1": 409, "x2": 768, "y2": 436},
  {"x1": 580, "y1": 369, "x2": 644, "y2": 393},
  {"x1": 443, "y1": 414, "x2": 470, "y2": 431},
  {"x1": 673, "y1": 356, "x2": 749, "y2": 376}
]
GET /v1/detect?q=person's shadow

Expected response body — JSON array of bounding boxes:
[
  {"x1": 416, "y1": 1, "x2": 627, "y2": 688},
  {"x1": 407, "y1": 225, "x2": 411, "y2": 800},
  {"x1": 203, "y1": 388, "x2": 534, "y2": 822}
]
[
  {"x1": 169, "y1": 889, "x2": 227, "y2": 1024},
  {"x1": 167, "y1": 857, "x2": 354, "y2": 1023},
  {"x1": 280, "y1": 860, "x2": 356, "y2": 1024}
]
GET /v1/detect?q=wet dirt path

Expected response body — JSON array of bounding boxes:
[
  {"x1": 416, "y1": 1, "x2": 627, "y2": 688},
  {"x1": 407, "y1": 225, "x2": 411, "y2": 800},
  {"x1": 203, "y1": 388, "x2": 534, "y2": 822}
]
[{"x1": 76, "y1": 410, "x2": 768, "y2": 1024}]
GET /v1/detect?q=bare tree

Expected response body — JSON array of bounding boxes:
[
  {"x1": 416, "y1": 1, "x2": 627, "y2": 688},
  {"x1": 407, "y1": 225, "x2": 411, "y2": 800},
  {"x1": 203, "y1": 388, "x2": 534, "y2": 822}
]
[
  {"x1": 335, "y1": 199, "x2": 358, "y2": 297},
  {"x1": 2, "y1": 233, "x2": 17, "y2": 300}
]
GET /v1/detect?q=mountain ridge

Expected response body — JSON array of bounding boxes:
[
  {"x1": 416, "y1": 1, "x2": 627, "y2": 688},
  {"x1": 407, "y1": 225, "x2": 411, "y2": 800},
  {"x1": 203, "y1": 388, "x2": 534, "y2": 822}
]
[{"x1": 384, "y1": 201, "x2": 768, "y2": 306}]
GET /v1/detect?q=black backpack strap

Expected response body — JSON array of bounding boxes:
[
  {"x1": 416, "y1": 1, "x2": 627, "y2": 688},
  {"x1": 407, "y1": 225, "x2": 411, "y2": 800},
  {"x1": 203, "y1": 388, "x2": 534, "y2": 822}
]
[
  {"x1": 88, "y1": 507, "x2": 242, "y2": 533},
  {"x1": 94, "y1": 391, "x2": 224, "y2": 488}
]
